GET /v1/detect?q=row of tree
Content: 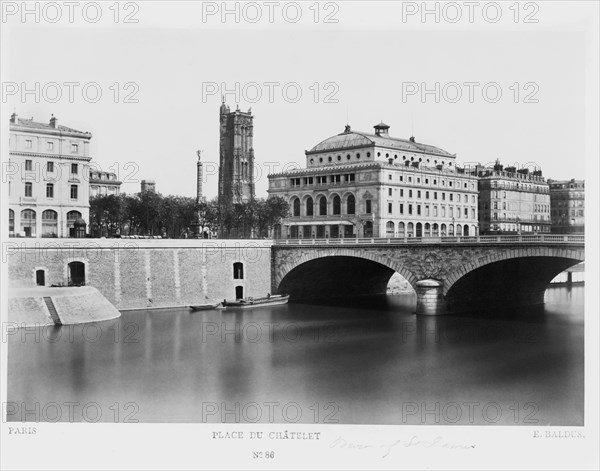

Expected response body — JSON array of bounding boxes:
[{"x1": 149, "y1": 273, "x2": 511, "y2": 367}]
[{"x1": 89, "y1": 193, "x2": 289, "y2": 239}]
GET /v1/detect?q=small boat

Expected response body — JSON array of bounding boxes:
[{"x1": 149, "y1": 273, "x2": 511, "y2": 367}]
[
  {"x1": 221, "y1": 294, "x2": 290, "y2": 309},
  {"x1": 189, "y1": 303, "x2": 220, "y2": 311}
]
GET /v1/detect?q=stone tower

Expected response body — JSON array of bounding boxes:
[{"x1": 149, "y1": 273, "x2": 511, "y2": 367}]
[{"x1": 218, "y1": 100, "x2": 255, "y2": 209}]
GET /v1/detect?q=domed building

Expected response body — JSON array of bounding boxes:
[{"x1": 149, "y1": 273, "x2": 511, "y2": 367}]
[{"x1": 268, "y1": 122, "x2": 479, "y2": 239}]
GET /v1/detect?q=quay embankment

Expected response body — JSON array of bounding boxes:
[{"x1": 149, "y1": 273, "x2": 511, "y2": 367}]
[{"x1": 6, "y1": 238, "x2": 273, "y2": 315}]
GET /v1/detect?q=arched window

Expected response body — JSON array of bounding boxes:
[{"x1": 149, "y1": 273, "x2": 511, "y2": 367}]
[
  {"x1": 416, "y1": 222, "x2": 423, "y2": 237},
  {"x1": 67, "y1": 210, "x2": 82, "y2": 237},
  {"x1": 346, "y1": 194, "x2": 355, "y2": 215},
  {"x1": 456, "y1": 224, "x2": 463, "y2": 236},
  {"x1": 9, "y1": 209, "x2": 14, "y2": 234},
  {"x1": 441, "y1": 223, "x2": 447, "y2": 236},
  {"x1": 41, "y1": 210, "x2": 58, "y2": 238},
  {"x1": 233, "y1": 262, "x2": 244, "y2": 279},
  {"x1": 432, "y1": 223, "x2": 439, "y2": 236},
  {"x1": 463, "y1": 224, "x2": 470, "y2": 236},
  {"x1": 386, "y1": 221, "x2": 395, "y2": 236},
  {"x1": 398, "y1": 222, "x2": 405, "y2": 237},
  {"x1": 333, "y1": 195, "x2": 341, "y2": 215},
  {"x1": 235, "y1": 286, "x2": 244, "y2": 300},
  {"x1": 424, "y1": 223, "x2": 431, "y2": 236},
  {"x1": 305, "y1": 197, "x2": 313, "y2": 216},
  {"x1": 292, "y1": 198, "x2": 300, "y2": 217},
  {"x1": 319, "y1": 196, "x2": 327, "y2": 215},
  {"x1": 407, "y1": 222, "x2": 414, "y2": 237},
  {"x1": 68, "y1": 261, "x2": 85, "y2": 286},
  {"x1": 449, "y1": 224, "x2": 455, "y2": 236},
  {"x1": 21, "y1": 209, "x2": 36, "y2": 237}
]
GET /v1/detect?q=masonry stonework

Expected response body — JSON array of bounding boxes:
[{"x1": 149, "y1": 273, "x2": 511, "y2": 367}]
[{"x1": 7, "y1": 239, "x2": 273, "y2": 310}]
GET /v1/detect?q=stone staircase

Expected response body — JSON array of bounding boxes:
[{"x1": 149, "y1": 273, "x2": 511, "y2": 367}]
[{"x1": 43, "y1": 297, "x2": 62, "y2": 325}]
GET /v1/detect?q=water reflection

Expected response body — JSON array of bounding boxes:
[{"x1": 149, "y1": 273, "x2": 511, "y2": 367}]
[{"x1": 7, "y1": 287, "x2": 583, "y2": 425}]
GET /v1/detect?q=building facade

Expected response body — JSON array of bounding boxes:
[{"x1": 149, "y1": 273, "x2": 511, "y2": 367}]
[
  {"x1": 218, "y1": 101, "x2": 255, "y2": 209},
  {"x1": 89, "y1": 170, "x2": 121, "y2": 197},
  {"x1": 477, "y1": 160, "x2": 551, "y2": 235},
  {"x1": 268, "y1": 123, "x2": 479, "y2": 238},
  {"x1": 548, "y1": 179, "x2": 585, "y2": 234},
  {"x1": 8, "y1": 113, "x2": 92, "y2": 238}
]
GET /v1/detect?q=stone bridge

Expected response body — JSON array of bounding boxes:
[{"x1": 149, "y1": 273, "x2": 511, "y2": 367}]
[{"x1": 271, "y1": 235, "x2": 585, "y2": 315}]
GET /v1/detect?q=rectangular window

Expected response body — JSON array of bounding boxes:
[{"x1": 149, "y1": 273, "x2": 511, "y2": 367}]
[
  {"x1": 408, "y1": 177, "x2": 412, "y2": 183},
  {"x1": 388, "y1": 188, "x2": 392, "y2": 196},
  {"x1": 46, "y1": 184, "x2": 54, "y2": 198},
  {"x1": 70, "y1": 185, "x2": 78, "y2": 199},
  {"x1": 47, "y1": 141, "x2": 54, "y2": 150},
  {"x1": 464, "y1": 208, "x2": 468, "y2": 217},
  {"x1": 399, "y1": 175, "x2": 404, "y2": 182},
  {"x1": 425, "y1": 178, "x2": 429, "y2": 184},
  {"x1": 366, "y1": 200, "x2": 372, "y2": 214},
  {"x1": 400, "y1": 189, "x2": 404, "y2": 197},
  {"x1": 388, "y1": 203, "x2": 393, "y2": 214},
  {"x1": 450, "y1": 194, "x2": 454, "y2": 201},
  {"x1": 400, "y1": 204, "x2": 404, "y2": 214},
  {"x1": 25, "y1": 140, "x2": 32, "y2": 149},
  {"x1": 442, "y1": 207, "x2": 446, "y2": 217},
  {"x1": 409, "y1": 190, "x2": 413, "y2": 198},
  {"x1": 417, "y1": 190, "x2": 421, "y2": 198},
  {"x1": 417, "y1": 205, "x2": 421, "y2": 215},
  {"x1": 47, "y1": 161, "x2": 54, "y2": 172},
  {"x1": 71, "y1": 163, "x2": 78, "y2": 174},
  {"x1": 388, "y1": 174, "x2": 392, "y2": 180},
  {"x1": 25, "y1": 160, "x2": 32, "y2": 171},
  {"x1": 425, "y1": 206, "x2": 430, "y2": 217},
  {"x1": 71, "y1": 144, "x2": 78, "y2": 153},
  {"x1": 425, "y1": 191, "x2": 429, "y2": 199},
  {"x1": 434, "y1": 192, "x2": 438, "y2": 200},
  {"x1": 25, "y1": 182, "x2": 32, "y2": 197},
  {"x1": 434, "y1": 206, "x2": 438, "y2": 217},
  {"x1": 408, "y1": 204, "x2": 413, "y2": 215}
]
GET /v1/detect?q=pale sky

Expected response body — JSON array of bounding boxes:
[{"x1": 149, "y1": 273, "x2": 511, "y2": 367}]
[{"x1": 2, "y1": 1, "x2": 597, "y2": 198}]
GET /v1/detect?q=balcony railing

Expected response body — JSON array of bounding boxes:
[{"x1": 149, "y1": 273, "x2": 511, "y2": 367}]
[{"x1": 274, "y1": 235, "x2": 585, "y2": 245}]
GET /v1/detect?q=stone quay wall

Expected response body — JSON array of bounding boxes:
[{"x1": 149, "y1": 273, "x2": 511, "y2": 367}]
[{"x1": 5, "y1": 239, "x2": 273, "y2": 310}]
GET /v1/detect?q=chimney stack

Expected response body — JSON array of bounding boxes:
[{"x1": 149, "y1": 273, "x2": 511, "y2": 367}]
[{"x1": 49, "y1": 115, "x2": 58, "y2": 128}]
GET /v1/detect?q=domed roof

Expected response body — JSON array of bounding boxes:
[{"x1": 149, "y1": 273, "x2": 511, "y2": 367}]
[
  {"x1": 307, "y1": 126, "x2": 454, "y2": 157},
  {"x1": 309, "y1": 132, "x2": 373, "y2": 153},
  {"x1": 74, "y1": 218, "x2": 87, "y2": 227}
]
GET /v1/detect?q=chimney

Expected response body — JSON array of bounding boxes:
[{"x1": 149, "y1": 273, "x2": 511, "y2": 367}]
[
  {"x1": 49, "y1": 115, "x2": 57, "y2": 128},
  {"x1": 10, "y1": 112, "x2": 17, "y2": 124}
]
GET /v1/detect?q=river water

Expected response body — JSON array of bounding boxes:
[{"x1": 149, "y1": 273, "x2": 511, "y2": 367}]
[{"x1": 7, "y1": 286, "x2": 584, "y2": 426}]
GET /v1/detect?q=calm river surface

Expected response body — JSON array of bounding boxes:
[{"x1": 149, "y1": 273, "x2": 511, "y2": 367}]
[{"x1": 7, "y1": 286, "x2": 584, "y2": 425}]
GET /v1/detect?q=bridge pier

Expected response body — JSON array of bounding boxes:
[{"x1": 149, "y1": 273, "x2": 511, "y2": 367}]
[{"x1": 415, "y1": 279, "x2": 446, "y2": 315}]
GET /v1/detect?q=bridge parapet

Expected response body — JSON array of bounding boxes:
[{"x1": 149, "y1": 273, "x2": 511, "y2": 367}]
[{"x1": 274, "y1": 235, "x2": 584, "y2": 246}]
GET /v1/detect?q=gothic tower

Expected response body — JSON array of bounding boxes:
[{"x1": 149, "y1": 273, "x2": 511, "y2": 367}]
[{"x1": 218, "y1": 100, "x2": 255, "y2": 210}]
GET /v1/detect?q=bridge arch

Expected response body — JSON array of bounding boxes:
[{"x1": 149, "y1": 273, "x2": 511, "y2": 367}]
[
  {"x1": 275, "y1": 249, "x2": 418, "y2": 301},
  {"x1": 443, "y1": 246, "x2": 584, "y2": 311}
]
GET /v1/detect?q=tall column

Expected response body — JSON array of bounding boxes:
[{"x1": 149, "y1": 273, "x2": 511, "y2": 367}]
[{"x1": 415, "y1": 279, "x2": 446, "y2": 315}]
